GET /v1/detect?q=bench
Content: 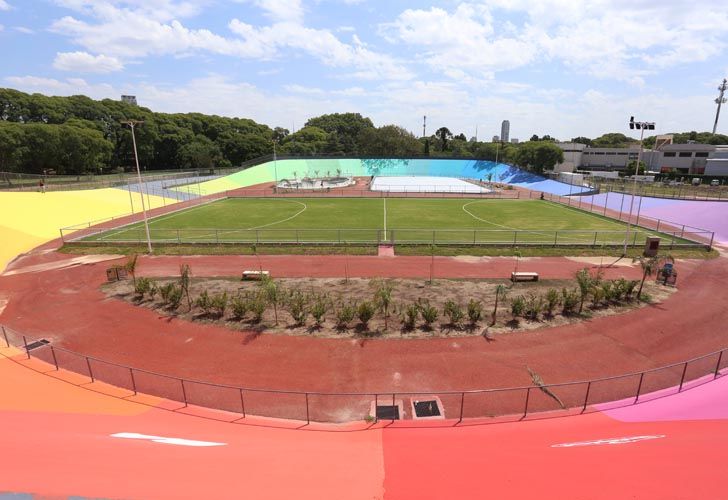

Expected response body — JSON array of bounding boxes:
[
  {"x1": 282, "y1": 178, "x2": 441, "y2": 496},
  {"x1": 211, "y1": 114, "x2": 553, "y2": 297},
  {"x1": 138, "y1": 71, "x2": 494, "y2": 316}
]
[
  {"x1": 511, "y1": 272, "x2": 539, "y2": 282},
  {"x1": 242, "y1": 270, "x2": 269, "y2": 281}
]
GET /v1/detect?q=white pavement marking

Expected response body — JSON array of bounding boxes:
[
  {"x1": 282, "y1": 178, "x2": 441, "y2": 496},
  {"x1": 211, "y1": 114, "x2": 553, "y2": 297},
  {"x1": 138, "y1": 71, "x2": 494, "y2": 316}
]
[
  {"x1": 551, "y1": 434, "x2": 665, "y2": 448},
  {"x1": 111, "y1": 432, "x2": 226, "y2": 447}
]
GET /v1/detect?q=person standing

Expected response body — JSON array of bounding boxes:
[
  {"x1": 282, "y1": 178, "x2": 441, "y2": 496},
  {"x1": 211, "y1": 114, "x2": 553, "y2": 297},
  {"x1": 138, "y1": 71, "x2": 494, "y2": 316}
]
[{"x1": 39, "y1": 180, "x2": 45, "y2": 194}]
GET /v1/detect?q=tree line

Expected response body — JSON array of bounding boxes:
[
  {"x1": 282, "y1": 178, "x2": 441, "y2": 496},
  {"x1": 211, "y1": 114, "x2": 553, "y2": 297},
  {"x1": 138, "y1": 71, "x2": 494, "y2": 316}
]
[{"x1": 1, "y1": 88, "x2": 565, "y2": 175}]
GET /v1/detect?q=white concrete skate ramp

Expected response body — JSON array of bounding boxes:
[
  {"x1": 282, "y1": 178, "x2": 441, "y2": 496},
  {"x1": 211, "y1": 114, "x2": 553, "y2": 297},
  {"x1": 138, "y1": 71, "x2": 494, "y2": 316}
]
[{"x1": 370, "y1": 176, "x2": 490, "y2": 193}]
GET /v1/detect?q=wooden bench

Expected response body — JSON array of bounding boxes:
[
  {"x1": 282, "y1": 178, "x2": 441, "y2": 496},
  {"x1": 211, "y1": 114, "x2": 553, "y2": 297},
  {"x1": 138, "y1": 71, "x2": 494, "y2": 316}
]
[
  {"x1": 511, "y1": 272, "x2": 539, "y2": 282},
  {"x1": 242, "y1": 270, "x2": 269, "y2": 281}
]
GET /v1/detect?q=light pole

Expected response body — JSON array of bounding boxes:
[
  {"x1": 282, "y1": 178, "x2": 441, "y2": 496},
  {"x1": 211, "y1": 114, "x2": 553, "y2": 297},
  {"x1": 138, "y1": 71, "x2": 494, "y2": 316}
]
[
  {"x1": 273, "y1": 139, "x2": 278, "y2": 185},
  {"x1": 713, "y1": 78, "x2": 727, "y2": 135},
  {"x1": 121, "y1": 120, "x2": 153, "y2": 254},
  {"x1": 624, "y1": 116, "x2": 655, "y2": 255}
]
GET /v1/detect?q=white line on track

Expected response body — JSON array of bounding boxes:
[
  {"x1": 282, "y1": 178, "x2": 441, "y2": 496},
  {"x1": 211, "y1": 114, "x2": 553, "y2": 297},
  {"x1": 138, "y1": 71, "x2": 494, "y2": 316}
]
[{"x1": 111, "y1": 432, "x2": 226, "y2": 447}]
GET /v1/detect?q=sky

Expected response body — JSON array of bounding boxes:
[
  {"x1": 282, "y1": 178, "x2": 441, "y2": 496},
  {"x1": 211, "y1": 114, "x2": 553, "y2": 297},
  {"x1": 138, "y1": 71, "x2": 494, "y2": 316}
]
[{"x1": 1, "y1": 0, "x2": 727, "y2": 140}]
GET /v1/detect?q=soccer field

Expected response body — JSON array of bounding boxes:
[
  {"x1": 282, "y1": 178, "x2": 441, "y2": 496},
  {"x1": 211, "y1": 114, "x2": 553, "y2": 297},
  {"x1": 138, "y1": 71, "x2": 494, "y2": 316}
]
[{"x1": 82, "y1": 197, "x2": 678, "y2": 246}]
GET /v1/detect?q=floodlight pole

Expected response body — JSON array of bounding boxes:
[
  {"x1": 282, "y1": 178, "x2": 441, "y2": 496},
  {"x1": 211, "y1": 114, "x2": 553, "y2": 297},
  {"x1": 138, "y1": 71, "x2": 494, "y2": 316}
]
[
  {"x1": 273, "y1": 140, "x2": 278, "y2": 184},
  {"x1": 713, "y1": 78, "x2": 727, "y2": 135},
  {"x1": 624, "y1": 117, "x2": 654, "y2": 255},
  {"x1": 122, "y1": 120, "x2": 153, "y2": 254}
]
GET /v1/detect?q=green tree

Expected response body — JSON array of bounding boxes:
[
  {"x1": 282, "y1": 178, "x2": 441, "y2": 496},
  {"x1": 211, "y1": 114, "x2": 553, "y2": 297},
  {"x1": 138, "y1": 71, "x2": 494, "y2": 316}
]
[
  {"x1": 358, "y1": 125, "x2": 422, "y2": 157},
  {"x1": 435, "y1": 127, "x2": 453, "y2": 151}
]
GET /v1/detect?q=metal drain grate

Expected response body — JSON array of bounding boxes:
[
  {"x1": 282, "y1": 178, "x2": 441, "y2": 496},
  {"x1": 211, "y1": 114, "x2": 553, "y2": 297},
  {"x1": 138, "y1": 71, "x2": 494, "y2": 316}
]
[
  {"x1": 25, "y1": 339, "x2": 50, "y2": 351},
  {"x1": 413, "y1": 400, "x2": 441, "y2": 418},
  {"x1": 376, "y1": 405, "x2": 400, "y2": 420}
]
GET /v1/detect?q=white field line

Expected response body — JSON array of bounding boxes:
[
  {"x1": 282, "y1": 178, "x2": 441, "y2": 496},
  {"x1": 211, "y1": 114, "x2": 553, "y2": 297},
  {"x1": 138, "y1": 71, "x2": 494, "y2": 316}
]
[
  {"x1": 97, "y1": 198, "x2": 225, "y2": 241},
  {"x1": 461, "y1": 201, "x2": 591, "y2": 243},
  {"x1": 248, "y1": 200, "x2": 307, "y2": 230},
  {"x1": 383, "y1": 198, "x2": 387, "y2": 241}
]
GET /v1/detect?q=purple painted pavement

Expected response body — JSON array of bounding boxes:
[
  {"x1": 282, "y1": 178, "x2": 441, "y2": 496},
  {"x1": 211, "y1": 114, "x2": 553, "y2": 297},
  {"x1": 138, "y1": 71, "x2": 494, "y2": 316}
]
[
  {"x1": 578, "y1": 192, "x2": 728, "y2": 244},
  {"x1": 596, "y1": 371, "x2": 728, "y2": 422}
]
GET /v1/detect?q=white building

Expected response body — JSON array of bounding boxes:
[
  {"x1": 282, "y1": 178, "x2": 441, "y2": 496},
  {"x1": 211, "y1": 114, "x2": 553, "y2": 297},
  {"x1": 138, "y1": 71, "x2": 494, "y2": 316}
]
[
  {"x1": 500, "y1": 120, "x2": 510, "y2": 143},
  {"x1": 121, "y1": 95, "x2": 138, "y2": 106}
]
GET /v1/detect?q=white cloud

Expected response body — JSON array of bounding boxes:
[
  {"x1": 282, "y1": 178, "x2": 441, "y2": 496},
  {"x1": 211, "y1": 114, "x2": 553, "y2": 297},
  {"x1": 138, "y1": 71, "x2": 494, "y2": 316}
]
[
  {"x1": 53, "y1": 51, "x2": 124, "y2": 73},
  {"x1": 49, "y1": 0, "x2": 411, "y2": 80},
  {"x1": 380, "y1": 1, "x2": 728, "y2": 84},
  {"x1": 14, "y1": 26, "x2": 35, "y2": 34},
  {"x1": 0, "y1": 0, "x2": 9, "y2": 11}
]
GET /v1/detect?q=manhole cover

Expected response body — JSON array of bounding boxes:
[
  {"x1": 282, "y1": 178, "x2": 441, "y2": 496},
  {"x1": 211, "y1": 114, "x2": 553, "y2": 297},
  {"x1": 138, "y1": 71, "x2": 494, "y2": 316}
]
[
  {"x1": 25, "y1": 339, "x2": 50, "y2": 351},
  {"x1": 376, "y1": 405, "x2": 400, "y2": 420},
  {"x1": 413, "y1": 400, "x2": 441, "y2": 418}
]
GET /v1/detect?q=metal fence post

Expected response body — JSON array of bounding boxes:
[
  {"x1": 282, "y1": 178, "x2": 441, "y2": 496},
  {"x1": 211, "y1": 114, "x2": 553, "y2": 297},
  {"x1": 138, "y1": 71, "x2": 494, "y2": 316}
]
[
  {"x1": 374, "y1": 393, "x2": 379, "y2": 423},
  {"x1": 714, "y1": 351, "x2": 724, "y2": 379},
  {"x1": 392, "y1": 393, "x2": 396, "y2": 422},
  {"x1": 582, "y1": 381, "x2": 591, "y2": 413},
  {"x1": 458, "y1": 392, "x2": 465, "y2": 423},
  {"x1": 305, "y1": 393, "x2": 310, "y2": 424},
  {"x1": 50, "y1": 346, "x2": 59, "y2": 370},
  {"x1": 522, "y1": 388, "x2": 531, "y2": 419},
  {"x1": 86, "y1": 357, "x2": 94, "y2": 382},
  {"x1": 554, "y1": 231, "x2": 558, "y2": 246},
  {"x1": 1, "y1": 326, "x2": 8, "y2": 348},
  {"x1": 239, "y1": 389, "x2": 246, "y2": 417},
  {"x1": 130, "y1": 368, "x2": 137, "y2": 395},
  {"x1": 22, "y1": 335, "x2": 30, "y2": 359},
  {"x1": 181, "y1": 379, "x2": 188, "y2": 407},
  {"x1": 678, "y1": 362, "x2": 689, "y2": 392},
  {"x1": 635, "y1": 372, "x2": 644, "y2": 402}
]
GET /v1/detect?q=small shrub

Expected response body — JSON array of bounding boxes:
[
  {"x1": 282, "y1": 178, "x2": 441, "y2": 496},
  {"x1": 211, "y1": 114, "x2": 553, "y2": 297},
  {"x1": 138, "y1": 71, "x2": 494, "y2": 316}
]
[
  {"x1": 639, "y1": 292, "x2": 653, "y2": 303},
  {"x1": 401, "y1": 302, "x2": 419, "y2": 331},
  {"x1": 230, "y1": 294, "x2": 249, "y2": 320},
  {"x1": 523, "y1": 293, "x2": 543, "y2": 321},
  {"x1": 335, "y1": 301, "x2": 356, "y2": 330},
  {"x1": 418, "y1": 299, "x2": 439, "y2": 328},
  {"x1": 310, "y1": 294, "x2": 329, "y2": 326},
  {"x1": 624, "y1": 280, "x2": 639, "y2": 300},
  {"x1": 356, "y1": 301, "x2": 376, "y2": 329},
  {"x1": 249, "y1": 293, "x2": 267, "y2": 323},
  {"x1": 134, "y1": 277, "x2": 152, "y2": 298},
  {"x1": 286, "y1": 289, "x2": 309, "y2": 326},
  {"x1": 210, "y1": 291, "x2": 228, "y2": 318},
  {"x1": 561, "y1": 288, "x2": 579, "y2": 315},
  {"x1": 544, "y1": 288, "x2": 560, "y2": 317},
  {"x1": 443, "y1": 300, "x2": 464, "y2": 327},
  {"x1": 159, "y1": 282, "x2": 175, "y2": 303},
  {"x1": 612, "y1": 278, "x2": 628, "y2": 302},
  {"x1": 467, "y1": 299, "x2": 483, "y2": 325},
  {"x1": 167, "y1": 285, "x2": 183, "y2": 310},
  {"x1": 510, "y1": 295, "x2": 525, "y2": 318},
  {"x1": 195, "y1": 290, "x2": 213, "y2": 315},
  {"x1": 590, "y1": 285, "x2": 605, "y2": 308},
  {"x1": 372, "y1": 280, "x2": 395, "y2": 330}
]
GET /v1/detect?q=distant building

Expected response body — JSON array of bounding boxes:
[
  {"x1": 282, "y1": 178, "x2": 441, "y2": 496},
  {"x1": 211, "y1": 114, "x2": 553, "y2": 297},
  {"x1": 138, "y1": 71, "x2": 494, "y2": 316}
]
[
  {"x1": 653, "y1": 134, "x2": 673, "y2": 150},
  {"x1": 121, "y1": 95, "x2": 138, "y2": 106},
  {"x1": 705, "y1": 147, "x2": 728, "y2": 176},
  {"x1": 500, "y1": 120, "x2": 510, "y2": 143},
  {"x1": 510, "y1": 138, "x2": 519, "y2": 144},
  {"x1": 492, "y1": 135, "x2": 500, "y2": 142}
]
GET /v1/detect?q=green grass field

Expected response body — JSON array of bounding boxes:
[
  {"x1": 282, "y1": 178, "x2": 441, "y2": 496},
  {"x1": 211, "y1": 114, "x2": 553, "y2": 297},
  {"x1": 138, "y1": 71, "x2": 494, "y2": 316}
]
[{"x1": 81, "y1": 197, "x2": 688, "y2": 247}]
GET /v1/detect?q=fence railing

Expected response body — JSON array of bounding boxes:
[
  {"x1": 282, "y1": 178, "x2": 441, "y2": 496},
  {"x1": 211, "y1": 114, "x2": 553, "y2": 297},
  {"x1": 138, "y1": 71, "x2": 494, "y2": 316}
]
[
  {"x1": 1, "y1": 325, "x2": 725, "y2": 424},
  {"x1": 595, "y1": 180, "x2": 728, "y2": 202}
]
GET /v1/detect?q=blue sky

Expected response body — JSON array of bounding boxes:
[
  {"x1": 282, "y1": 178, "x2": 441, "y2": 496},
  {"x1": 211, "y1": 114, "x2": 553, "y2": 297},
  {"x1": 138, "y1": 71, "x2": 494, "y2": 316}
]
[{"x1": 1, "y1": 0, "x2": 727, "y2": 140}]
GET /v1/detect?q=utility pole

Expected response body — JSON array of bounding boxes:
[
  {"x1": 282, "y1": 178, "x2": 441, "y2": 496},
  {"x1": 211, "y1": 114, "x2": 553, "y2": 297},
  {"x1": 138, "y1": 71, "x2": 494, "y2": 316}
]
[
  {"x1": 121, "y1": 119, "x2": 153, "y2": 254},
  {"x1": 422, "y1": 115, "x2": 427, "y2": 138},
  {"x1": 713, "y1": 78, "x2": 727, "y2": 135}
]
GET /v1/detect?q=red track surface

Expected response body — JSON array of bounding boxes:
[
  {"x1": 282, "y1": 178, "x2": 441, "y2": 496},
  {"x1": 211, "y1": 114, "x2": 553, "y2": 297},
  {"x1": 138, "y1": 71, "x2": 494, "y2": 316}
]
[{"x1": 1, "y1": 249, "x2": 726, "y2": 405}]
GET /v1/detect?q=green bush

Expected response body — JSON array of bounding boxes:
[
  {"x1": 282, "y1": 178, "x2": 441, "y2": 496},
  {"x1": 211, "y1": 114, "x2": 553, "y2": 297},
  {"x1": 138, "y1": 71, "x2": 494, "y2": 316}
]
[
  {"x1": 418, "y1": 299, "x2": 438, "y2": 328},
  {"x1": 590, "y1": 285, "x2": 605, "y2": 307},
  {"x1": 167, "y1": 285, "x2": 183, "y2": 310},
  {"x1": 230, "y1": 294, "x2": 249, "y2": 320},
  {"x1": 523, "y1": 293, "x2": 543, "y2": 320},
  {"x1": 443, "y1": 300, "x2": 464, "y2": 327},
  {"x1": 467, "y1": 299, "x2": 483, "y2": 325},
  {"x1": 510, "y1": 295, "x2": 525, "y2": 318},
  {"x1": 310, "y1": 294, "x2": 329, "y2": 326},
  {"x1": 561, "y1": 288, "x2": 579, "y2": 315},
  {"x1": 195, "y1": 290, "x2": 213, "y2": 315},
  {"x1": 335, "y1": 301, "x2": 356, "y2": 330},
  {"x1": 356, "y1": 301, "x2": 376, "y2": 329},
  {"x1": 624, "y1": 280, "x2": 639, "y2": 300},
  {"x1": 401, "y1": 302, "x2": 419, "y2": 331},
  {"x1": 286, "y1": 289, "x2": 309, "y2": 326},
  {"x1": 134, "y1": 277, "x2": 152, "y2": 298},
  {"x1": 210, "y1": 291, "x2": 228, "y2": 318},
  {"x1": 544, "y1": 288, "x2": 560, "y2": 317},
  {"x1": 249, "y1": 292, "x2": 267, "y2": 323}
]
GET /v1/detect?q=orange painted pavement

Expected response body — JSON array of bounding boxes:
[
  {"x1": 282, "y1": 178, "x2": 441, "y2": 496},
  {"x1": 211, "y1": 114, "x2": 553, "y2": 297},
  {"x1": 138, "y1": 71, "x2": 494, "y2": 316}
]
[{"x1": 0, "y1": 354, "x2": 386, "y2": 499}]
